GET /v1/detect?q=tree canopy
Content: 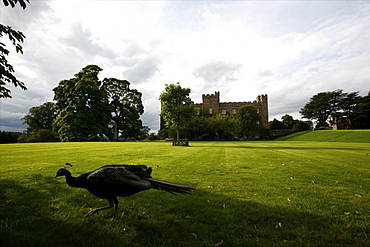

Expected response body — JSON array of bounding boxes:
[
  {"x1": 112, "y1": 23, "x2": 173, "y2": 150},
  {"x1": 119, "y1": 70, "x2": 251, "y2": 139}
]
[
  {"x1": 22, "y1": 102, "x2": 57, "y2": 134},
  {"x1": 159, "y1": 83, "x2": 196, "y2": 141},
  {"x1": 52, "y1": 65, "x2": 145, "y2": 142},
  {"x1": 300, "y1": 90, "x2": 342, "y2": 127},
  {"x1": 300, "y1": 89, "x2": 369, "y2": 129},
  {"x1": 53, "y1": 65, "x2": 111, "y2": 141},
  {"x1": 237, "y1": 105, "x2": 262, "y2": 139},
  {"x1": 101, "y1": 78, "x2": 144, "y2": 141}
]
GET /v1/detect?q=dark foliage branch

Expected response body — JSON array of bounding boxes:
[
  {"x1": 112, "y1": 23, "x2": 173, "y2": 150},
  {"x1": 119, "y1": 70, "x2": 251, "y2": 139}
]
[
  {"x1": 0, "y1": 0, "x2": 29, "y2": 98},
  {"x1": 2, "y1": 0, "x2": 29, "y2": 9}
]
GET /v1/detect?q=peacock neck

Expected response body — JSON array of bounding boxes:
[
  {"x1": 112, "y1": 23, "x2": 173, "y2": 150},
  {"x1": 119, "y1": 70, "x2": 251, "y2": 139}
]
[{"x1": 65, "y1": 174, "x2": 84, "y2": 188}]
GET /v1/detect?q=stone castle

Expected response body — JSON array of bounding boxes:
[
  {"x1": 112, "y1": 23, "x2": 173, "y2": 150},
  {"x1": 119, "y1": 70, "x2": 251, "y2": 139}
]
[
  {"x1": 194, "y1": 92, "x2": 269, "y2": 127},
  {"x1": 160, "y1": 91, "x2": 269, "y2": 130}
]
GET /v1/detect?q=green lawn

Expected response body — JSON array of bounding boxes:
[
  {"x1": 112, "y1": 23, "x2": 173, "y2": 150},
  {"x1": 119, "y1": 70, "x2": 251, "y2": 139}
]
[{"x1": 1, "y1": 131, "x2": 369, "y2": 246}]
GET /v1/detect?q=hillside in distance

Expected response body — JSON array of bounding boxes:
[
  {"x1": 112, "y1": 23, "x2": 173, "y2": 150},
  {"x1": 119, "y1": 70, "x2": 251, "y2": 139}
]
[{"x1": 276, "y1": 130, "x2": 370, "y2": 143}]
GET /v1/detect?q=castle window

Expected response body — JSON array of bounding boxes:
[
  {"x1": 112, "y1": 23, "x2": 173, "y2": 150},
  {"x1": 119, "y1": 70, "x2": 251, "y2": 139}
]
[
  {"x1": 232, "y1": 108, "x2": 236, "y2": 114},
  {"x1": 209, "y1": 108, "x2": 213, "y2": 114},
  {"x1": 221, "y1": 109, "x2": 226, "y2": 114}
]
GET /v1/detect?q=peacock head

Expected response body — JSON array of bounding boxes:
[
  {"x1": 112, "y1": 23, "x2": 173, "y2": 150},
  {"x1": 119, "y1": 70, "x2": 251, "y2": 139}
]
[
  {"x1": 55, "y1": 163, "x2": 73, "y2": 178},
  {"x1": 55, "y1": 168, "x2": 71, "y2": 178}
]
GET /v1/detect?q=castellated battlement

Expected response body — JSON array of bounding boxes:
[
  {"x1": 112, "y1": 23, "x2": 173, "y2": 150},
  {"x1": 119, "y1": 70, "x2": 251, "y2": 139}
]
[
  {"x1": 202, "y1": 91, "x2": 220, "y2": 98},
  {"x1": 221, "y1": 101, "x2": 252, "y2": 105}
]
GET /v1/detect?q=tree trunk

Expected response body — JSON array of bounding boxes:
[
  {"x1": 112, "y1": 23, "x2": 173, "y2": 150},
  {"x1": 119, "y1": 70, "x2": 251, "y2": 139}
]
[{"x1": 113, "y1": 122, "x2": 118, "y2": 141}]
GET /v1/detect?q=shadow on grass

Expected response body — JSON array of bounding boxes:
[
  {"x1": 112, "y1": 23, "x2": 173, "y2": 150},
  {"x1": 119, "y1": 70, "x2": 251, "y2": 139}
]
[{"x1": 0, "y1": 174, "x2": 366, "y2": 246}]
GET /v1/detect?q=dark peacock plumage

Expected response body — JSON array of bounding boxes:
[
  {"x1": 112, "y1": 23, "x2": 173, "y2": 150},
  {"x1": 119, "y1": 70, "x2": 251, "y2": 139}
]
[{"x1": 55, "y1": 163, "x2": 195, "y2": 217}]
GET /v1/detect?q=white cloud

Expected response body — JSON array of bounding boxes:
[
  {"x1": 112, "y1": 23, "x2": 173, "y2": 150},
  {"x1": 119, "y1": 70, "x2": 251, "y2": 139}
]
[
  {"x1": 124, "y1": 54, "x2": 162, "y2": 83},
  {"x1": 193, "y1": 60, "x2": 242, "y2": 83}
]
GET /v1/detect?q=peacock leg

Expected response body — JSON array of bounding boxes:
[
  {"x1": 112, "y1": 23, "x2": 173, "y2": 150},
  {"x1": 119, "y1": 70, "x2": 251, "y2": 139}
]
[
  {"x1": 113, "y1": 197, "x2": 119, "y2": 215},
  {"x1": 84, "y1": 198, "x2": 114, "y2": 217},
  {"x1": 112, "y1": 197, "x2": 118, "y2": 218}
]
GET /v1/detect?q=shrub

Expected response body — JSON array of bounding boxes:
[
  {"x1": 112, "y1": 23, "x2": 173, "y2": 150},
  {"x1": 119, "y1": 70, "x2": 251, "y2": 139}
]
[{"x1": 28, "y1": 129, "x2": 60, "y2": 142}]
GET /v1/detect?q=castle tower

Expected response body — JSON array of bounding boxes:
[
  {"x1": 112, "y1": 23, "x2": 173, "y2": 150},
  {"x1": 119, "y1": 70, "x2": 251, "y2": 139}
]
[
  {"x1": 257, "y1": 94, "x2": 269, "y2": 127},
  {"x1": 201, "y1": 91, "x2": 220, "y2": 114}
]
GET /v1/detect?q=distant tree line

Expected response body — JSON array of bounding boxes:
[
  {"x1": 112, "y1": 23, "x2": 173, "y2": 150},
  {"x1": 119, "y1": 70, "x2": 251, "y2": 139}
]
[
  {"x1": 300, "y1": 90, "x2": 370, "y2": 129},
  {"x1": 20, "y1": 65, "x2": 149, "y2": 142},
  {"x1": 269, "y1": 114, "x2": 311, "y2": 132},
  {"x1": 0, "y1": 131, "x2": 22, "y2": 143}
]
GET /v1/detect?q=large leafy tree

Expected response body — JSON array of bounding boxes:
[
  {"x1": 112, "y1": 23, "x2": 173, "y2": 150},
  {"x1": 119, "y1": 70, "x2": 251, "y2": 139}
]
[
  {"x1": 22, "y1": 102, "x2": 57, "y2": 134},
  {"x1": 184, "y1": 116, "x2": 210, "y2": 140},
  {"x1": 339, "y1": 91, "x2": 361, "y2": 128},
  {"x1": 0, "y1": 0, "x2": 29, "y2": 98},
  {"x1": 237, "y1": 104, "x2": 262, "y2": 139},
  {"x1": 211, "y1": 114, "x2": 240, "y2": 140},
  {"x1": 159, "y1": 82, "x2": 196, "y2": 141},
  {"x1": 269, "y1": 118, "x2": 287, "y2": 129},
  {"x1": 53, "y1": 65, "x2": 111, "y2": 141},
  {"x1": 300, "y1": 90, "x2": 344, "y2": 127},
  {"x1": 281, "y1": 114, "x2": 296, "y2": 129},
  {"x1": 352, "y1": 92, "x2": 370, "y2": 129},
  {"x1": 101, "y1": 78, "x2": 144, "y2": 141}
]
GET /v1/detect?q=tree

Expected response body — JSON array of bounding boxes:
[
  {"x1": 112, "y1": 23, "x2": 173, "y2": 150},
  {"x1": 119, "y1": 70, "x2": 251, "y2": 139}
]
[
  {"x1": 211, "y1": 114, "x2": 240, "y2": 140},
  {"x1": 0, "y1": 131, "x2": 21, "y2": 143},
  {"x1": 300, "y1": 90, "x2": 344, "y2": 128},
  {"x1": 53, "y1": 65, "x2": 111, "y2": 141},
  {"x1": 101, "y1": 78, "x2": 144, "y2": 141},
  {"x1": 237, "y1": 105, "x2": 262, "y2": 139},
  {"x1": 292, "y1": 121, "x2": 311, "y2": 132},
  {"x1": 352, "y1": 93, "x2": 370, "y2": 129},
  {"x1": 299, "y1": 89, "x2": 370, "y2": 129},
  {"x1": 339, "y1": 91, "x2": 361, "y2": 128},
  {"x1": 184, "y1": 116, "x2": 210, "y2": 140},
  {"x1": 159, "y1": 83, "x2": 196, "y2": 142},
  {"x1": 269, "y1": 118, "x2": 287, "y2": 129},
  {"x1": 28, "y1": 129, "x2": 60, "y2": 142},
  {"x1": 0, "y1": 0, "x2": 29, "y2": 98},
  {"x1": 22, "y1": 102, "x2": 58, "y2": 134},
  {"x1": 281, "y1": 114, "x2": 296, "y2": 129}
]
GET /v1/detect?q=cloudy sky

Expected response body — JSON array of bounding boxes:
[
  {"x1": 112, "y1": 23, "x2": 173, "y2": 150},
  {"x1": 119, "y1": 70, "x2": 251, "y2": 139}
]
[{"x1": 1, "y1": 0, "x2": 369, "y2": 133}]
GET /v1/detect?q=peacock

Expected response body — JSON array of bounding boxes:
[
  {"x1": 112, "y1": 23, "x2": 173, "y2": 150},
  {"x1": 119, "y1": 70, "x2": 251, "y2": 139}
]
[{"x1": 55, "y1": 163, "x2": 195, "y2": 217}]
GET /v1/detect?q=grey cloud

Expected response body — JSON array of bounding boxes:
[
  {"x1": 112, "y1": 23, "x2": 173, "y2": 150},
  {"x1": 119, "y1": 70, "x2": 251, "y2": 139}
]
[
  {"x1": 0, "y1": 88, "x2": 52, "y2": 132},
  {"x1": 193, "y1": 60, "x2": 242, "y2": 83},
  {"x1": 307, "y1": 67, "x2": 320, "y2": 73},
  {"x1": 257, "y1": 70, "x2": 273, "y2": 78},
  {"x1": 0, "y1": 114, "x2": 25, "y2": 132},
  {"x1": 123, "y1": 54, "x2": 162, "y2": 83},
  {"x1": 0, "y1": 1, "x2": 53, "y2": 30},
  {"x1": 141, "y1": 111, "x2": 160, "y2": 132},
  {"x1": 116, "y1": 39, "x2": 164, "y2": 67},
  {"x1": 64, "y1": 23, "x2": 117, "y2": 59},
  {"x1": 123, "y1": 40, "x2": 146, "y2": 58}
]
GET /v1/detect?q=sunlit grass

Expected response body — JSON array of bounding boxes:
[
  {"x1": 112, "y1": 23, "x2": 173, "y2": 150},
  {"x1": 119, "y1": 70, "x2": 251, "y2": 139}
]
[{"x1": 1, "y1": 133, "x2": 369, "y2": 246}]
